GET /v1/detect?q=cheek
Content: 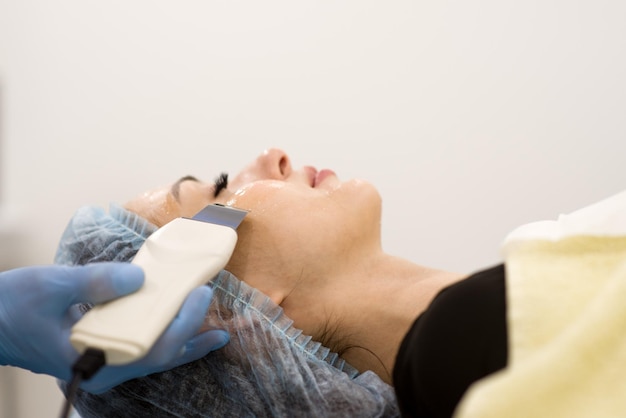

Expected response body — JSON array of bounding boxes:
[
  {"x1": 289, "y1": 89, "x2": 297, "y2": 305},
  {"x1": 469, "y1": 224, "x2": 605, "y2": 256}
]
[
  {"x1": 225, "y1": 181, "x2": 294, "y2": 216},
  {"x1": 227, "y1": 179, "x2": 382, "y2": 238},
  {"x1": 225, "y1": 183, "x2": 330, "y2": 251},
  {"x1": 224, "y1": 181, "x2": 382, "y2": 300},
  {"x1": 230, "y1": 181, "x2": 380, "y2": 253}
]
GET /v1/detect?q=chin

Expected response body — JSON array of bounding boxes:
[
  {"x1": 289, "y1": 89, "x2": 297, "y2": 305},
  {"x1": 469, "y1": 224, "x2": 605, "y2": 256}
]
[{"x1": 339, "y1": 178, "x2": 383, "y2": 218}]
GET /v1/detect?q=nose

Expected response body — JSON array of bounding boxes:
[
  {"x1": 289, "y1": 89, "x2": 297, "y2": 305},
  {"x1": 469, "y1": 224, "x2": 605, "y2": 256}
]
[{"x1": 257, "y1": 148, "x2": 292, "y2": 180}]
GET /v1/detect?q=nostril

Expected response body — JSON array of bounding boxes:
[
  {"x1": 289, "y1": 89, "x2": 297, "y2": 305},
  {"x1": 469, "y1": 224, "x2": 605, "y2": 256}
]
[
  {"x1": 261, "y1": 148, "x2": 291, "y2": 179},
  {"x1": 278, "y1": 156, "x2": 289, "y2": 176}
]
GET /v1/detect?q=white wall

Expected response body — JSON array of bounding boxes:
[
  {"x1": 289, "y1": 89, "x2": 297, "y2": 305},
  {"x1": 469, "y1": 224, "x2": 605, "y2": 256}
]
[{"x1": 1, "y1": 1, "x2": 625, "y2": 416}]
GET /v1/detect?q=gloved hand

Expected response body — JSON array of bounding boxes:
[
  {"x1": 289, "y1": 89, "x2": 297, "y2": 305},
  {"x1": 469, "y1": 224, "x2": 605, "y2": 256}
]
[{"x1": 0, "y1": 263, "x2": 229, "y2": 393}]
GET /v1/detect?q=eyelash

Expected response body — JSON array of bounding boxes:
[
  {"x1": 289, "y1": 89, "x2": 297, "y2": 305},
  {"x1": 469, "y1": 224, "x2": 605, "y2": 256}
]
[{"x1": 213, "y1": 172, "x2": 229, "y2": 197}]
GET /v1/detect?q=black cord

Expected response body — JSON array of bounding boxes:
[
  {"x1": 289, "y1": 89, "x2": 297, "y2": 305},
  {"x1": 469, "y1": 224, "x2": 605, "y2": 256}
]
[
  {"x1": 59, "y1": 348, "x2": 106, "y2": 418},
  {"x1": 59, "y1": 372, "x2": 82, "y2": 418}
]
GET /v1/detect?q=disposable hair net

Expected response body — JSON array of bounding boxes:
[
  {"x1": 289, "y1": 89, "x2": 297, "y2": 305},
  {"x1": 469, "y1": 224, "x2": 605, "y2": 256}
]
[{"x1": 55, "y1": 205, "x2": 400, "y2": 417}]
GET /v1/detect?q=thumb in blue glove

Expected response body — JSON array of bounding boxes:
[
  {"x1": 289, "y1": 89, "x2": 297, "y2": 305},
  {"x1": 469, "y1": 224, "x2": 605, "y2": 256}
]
[{"x1": 0, "y1": 263, "x2": 229, "y2": 393}]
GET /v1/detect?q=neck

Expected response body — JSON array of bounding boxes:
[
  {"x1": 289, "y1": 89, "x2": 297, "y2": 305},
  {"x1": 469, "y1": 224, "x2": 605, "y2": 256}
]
[{"x1": 329, "y1": 254, "x2": 465, "y2": 384}]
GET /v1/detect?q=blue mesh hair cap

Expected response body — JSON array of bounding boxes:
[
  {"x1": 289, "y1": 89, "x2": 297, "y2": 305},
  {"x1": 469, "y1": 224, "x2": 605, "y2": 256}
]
[
  {"x1": 54, "y1": 204, "x2": 157, "y2": 266},
  {"x1": 55, "y1": 205, "x2": 400, "y2": 417}
]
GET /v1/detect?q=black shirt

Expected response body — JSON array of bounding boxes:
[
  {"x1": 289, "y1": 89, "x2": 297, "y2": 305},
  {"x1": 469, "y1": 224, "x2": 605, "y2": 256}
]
[{"x1": 392, "y1": 264, "x2": 508, "y2": 418}]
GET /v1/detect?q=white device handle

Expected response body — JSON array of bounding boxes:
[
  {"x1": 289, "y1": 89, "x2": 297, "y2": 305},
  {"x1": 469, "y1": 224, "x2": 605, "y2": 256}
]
[{"x1": 70, "y1": 217, "x2": 237, "y2": 365}]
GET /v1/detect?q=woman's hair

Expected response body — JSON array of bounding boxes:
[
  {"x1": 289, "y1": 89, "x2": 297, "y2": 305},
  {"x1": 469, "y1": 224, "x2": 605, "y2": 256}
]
[{"x1": 55, "y1": 204, "x2": 399, "y2": 417}]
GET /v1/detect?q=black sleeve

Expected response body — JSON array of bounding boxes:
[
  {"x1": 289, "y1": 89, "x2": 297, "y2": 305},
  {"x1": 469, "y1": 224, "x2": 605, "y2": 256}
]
[{"x1": 392, "y1": 264, "x2": 508, "y2": 418}]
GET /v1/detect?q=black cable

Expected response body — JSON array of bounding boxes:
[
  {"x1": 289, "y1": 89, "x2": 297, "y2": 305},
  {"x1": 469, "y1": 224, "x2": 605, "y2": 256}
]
[
  {"x1": 59, "y1": 372, "x2": 81, "y2": 418},
  {"x1": 59, "y1": 348, "x2": 106, "y2": 418}
]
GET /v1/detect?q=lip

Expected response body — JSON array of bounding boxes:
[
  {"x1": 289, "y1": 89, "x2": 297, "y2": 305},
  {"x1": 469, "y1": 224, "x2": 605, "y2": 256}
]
[
  {"x1": 314, "y1": 169, "x2": 336, "y2": 187},
  {"x1": 303, "y1": 166, "x2": 336, "y2": 188}
]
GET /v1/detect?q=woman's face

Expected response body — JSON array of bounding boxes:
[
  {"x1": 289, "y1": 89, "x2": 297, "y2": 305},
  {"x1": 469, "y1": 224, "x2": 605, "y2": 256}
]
[{"x1": 124, "y1": 148, "x2": 382, "y2": 305}]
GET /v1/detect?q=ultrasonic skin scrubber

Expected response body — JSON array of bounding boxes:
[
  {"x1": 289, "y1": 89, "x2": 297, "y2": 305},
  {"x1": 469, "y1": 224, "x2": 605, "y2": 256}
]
[{"x1": 70, "y1": 204, "x2": 248, "y2": 365}]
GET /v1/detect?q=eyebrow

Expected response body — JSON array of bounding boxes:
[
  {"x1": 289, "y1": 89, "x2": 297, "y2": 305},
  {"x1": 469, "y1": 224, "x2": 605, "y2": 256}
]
[{"x1": 171, "y1": 175, "x2": 199, "y2": 202}]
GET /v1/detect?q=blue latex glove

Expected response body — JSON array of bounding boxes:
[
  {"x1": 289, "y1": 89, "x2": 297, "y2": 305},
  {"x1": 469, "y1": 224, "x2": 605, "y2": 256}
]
[{"x1": 0, "y1": 263, "x2": 229, "y2": 393}]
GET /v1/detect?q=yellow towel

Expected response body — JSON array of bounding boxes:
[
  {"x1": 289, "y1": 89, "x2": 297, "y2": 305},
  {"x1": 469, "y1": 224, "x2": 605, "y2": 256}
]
[{"x1": 455, "y1": 191, "x2": 626, "y2": 418}]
